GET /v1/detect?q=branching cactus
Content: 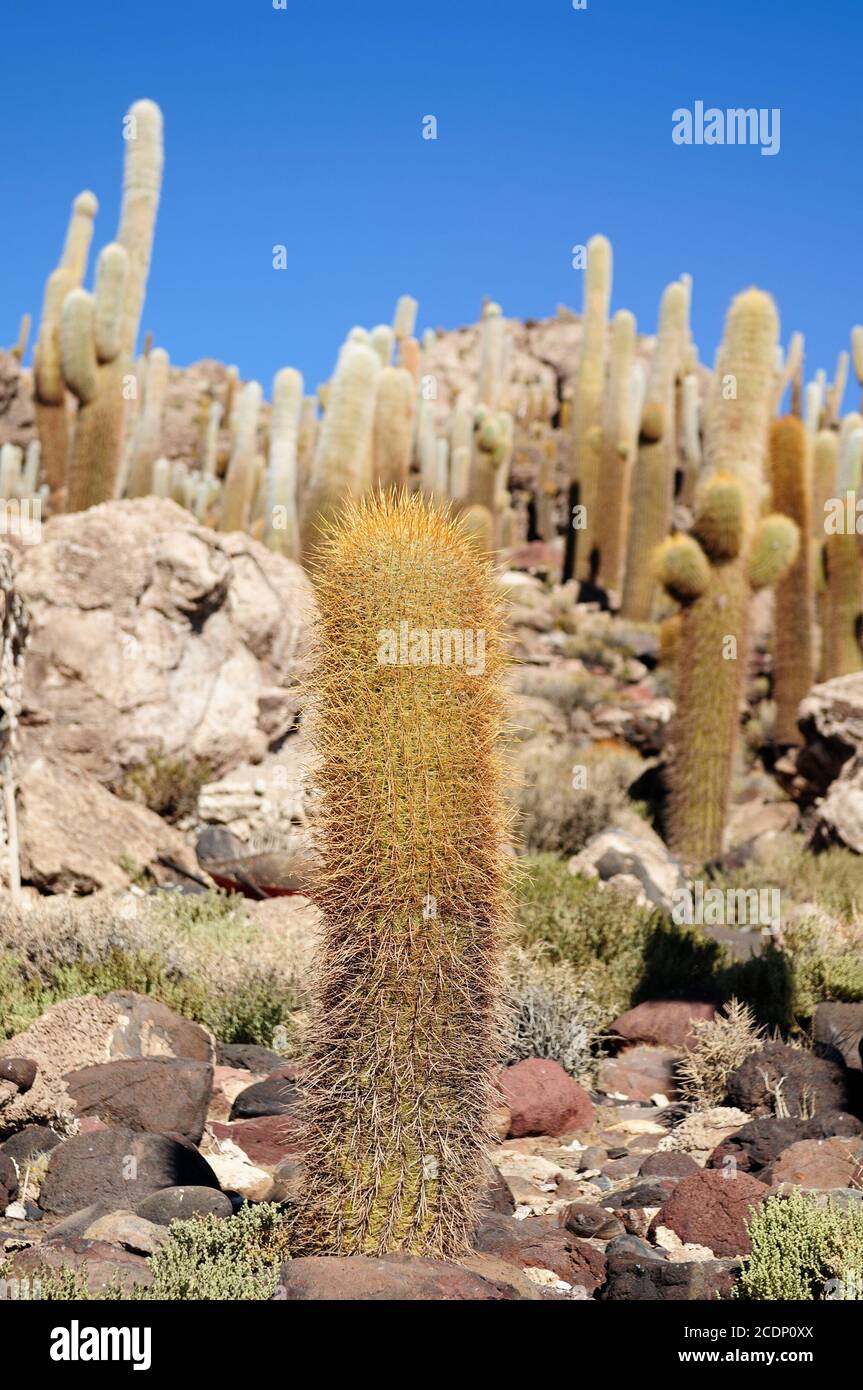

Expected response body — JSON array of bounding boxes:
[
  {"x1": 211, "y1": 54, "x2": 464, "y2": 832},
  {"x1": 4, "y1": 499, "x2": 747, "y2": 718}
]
[
  {"x1": 33, "y1": 190, "x2": 98, "y2": 497},
  {"x1": 594, "y1": 308, "x2": 636, "y2": 592},
  {"x1": 568, "y1": 235, "x2": 612, "y2": 583},
  {"x1": 295, "y1": 492, "x2": 509, "y2": 1258},
  {"x1": 62, "y1": 243, "x2": 130, "y2": 512},
  {"x1": 126, "y1": 347, "x2": 170, "y2": 497},
  {"x1": 659, "y1": 289, "x2": 792, "y2": 866},
  {"x1": 264, "y1": 367, "x2": 304, "y2": 559},
  {"x1": 622, "y1": 279, "x2": 687, "y2": 619},
  {"x1": 768, "y1": 416, "x2": 814, "y2": 744},
  {"x1": 821, "y1": 420, "x2": 863, "y2": 679},
  {"x1": 300, "y1": 341, "x2": 380, "y2": 564}
]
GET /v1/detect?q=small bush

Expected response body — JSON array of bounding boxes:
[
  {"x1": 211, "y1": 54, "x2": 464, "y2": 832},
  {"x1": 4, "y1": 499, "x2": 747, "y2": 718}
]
[
  {"x1": 505, "y1": 947, "x2": 603, "y2": 1076},
  {"x1": 676, "y1": 998, "x2": 765, "y2": 1109},
  {"x1": 116, "y1": 747, "x2": 214, "y2": 823},
  {"x1": 4, "y1": 1204, "x2": 291, "y2": 1302},
  {"x1": 513, "y1": 740, "x2": 641, "y2": 857},
  {"x1": 509, "y1": 666, "x2": 609, "y2": 717},
  {"x1": 740, "y1": 1191, "x2": 863, "y2": 1301}
]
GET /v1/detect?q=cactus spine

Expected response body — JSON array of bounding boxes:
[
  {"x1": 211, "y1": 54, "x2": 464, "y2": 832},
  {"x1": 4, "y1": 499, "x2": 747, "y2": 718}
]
[
  {"x1": 296, "y1": 491, "x2": 509, "y2": 1257},
  {"x1": 661, "y1": 289, "x2": 786, "y2": 865},
  {"x1": 594, "y1": 308, "x2": 636, "y2": 592},
  {"x1": 768, "y1": 416, "x2": 814, "y2": 744},
  {"x1": 622, "y1": 280, "x2": 687, "y2": 618},
  {"x1": 569, "y1": 235, "x2": 612, "y2": 583},
  {"x1": 263, "y1": 367, "x2": 303, "y2": 559}
]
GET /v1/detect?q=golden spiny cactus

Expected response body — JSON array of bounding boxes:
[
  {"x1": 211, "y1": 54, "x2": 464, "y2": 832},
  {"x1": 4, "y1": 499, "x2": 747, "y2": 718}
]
[
  {"x1": 295, "y1": 491, "x2": 509, "y2": 1257},
  {"x1": 768, "y1": 416, "x2": 814, "y2": 743},
  {"x1": 661, "y1": 288, "x2": 787, "y2": 866},
  {"x1": 569, "y1": 235, "x2": 612, "y2": 583},
  {"x1": 621, "y1": 279, "x2": 687, "y2": 619}
]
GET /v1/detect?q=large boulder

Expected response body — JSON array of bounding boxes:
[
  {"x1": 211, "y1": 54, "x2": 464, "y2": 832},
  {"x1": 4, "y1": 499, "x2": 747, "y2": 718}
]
[
  {"x1": 17, "y1": 755, "x2": 197, "y2": 893},
  {"x1": 649, "y1": 1169, "x2": 769, "y2": 1256},
  {"x1": 596, "y1": 1044, "x2": 681, "y2": 1102},
  {"x1": 0, "y1": 991, "x2": 214, "y2": 1131},
  {"x1": 726, "y1": 1041, "x2": 852, "y2": 1119},
  {"x1": 473, "y1": 1212, "x2": 607, "y2": 1292},
  {"x1": 763, "y1": 1135, "x2": 863, "y2": 1190},
  {"x1": 494, "y1": 1059, "x2": 593, "y2": 1138},
  {"x1": 815, "y1": 1003, "x2": 863, "y2": 1072},
  {"x1": 708, "y1": 1112, "x2": 863, "y2": 1174},
  {"x1": 63, "y1": 1058, "x2": 213, "y2": 1144},
  {"x1": 38, "y1": 1126, "x2": 221, "y2": 1215},
  {"x1": 609, "y1": 1000, "x2": 717, "y2": 1050},
  {"x1": 775, "y1": 674, "x2": 863, "y2": 850},
  {"x1": 601, "y1": 1234, "x2": 738, "y2": 1301},
  {"x1": 15, "y1": 498, "x2": 314, "y2": 785}
]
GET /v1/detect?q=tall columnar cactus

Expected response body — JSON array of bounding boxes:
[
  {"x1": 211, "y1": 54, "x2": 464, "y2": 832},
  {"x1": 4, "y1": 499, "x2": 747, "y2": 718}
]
[
  {"x1": 852, "y1": 326, "x2": 863, "y2": 411},
  {"x1": 821, "y1": 420, "x2": 863, "y2": 680},
  {"x1": 295, "y1": 491, "x2": 509, "y2": 1257},
  {"x1": 64, "y1": 101, "x2": 164, "y2": 511},
  {"x1": 300, "y1": 341, "x2": 381, "y2": 564},
  {"x1": 659, "y1": 289, "x2": 790, "y2": 866},
  {"x1": 33, "y1": 191, "x2": 99, "y2": 497},
  {"x1": 219, "y1": 381, "x2": 262, "y2": 531},
  {"x1": 568, "y1": 235, "x2": 612, "y2": 583},
  {"x1": 296, "y1": 396, "x2": 319, "y2": 498},
  {"x1": 477, "y1": 301, "x2": 505, "y2": 411},
  {"x1": 621, "y1": 279, "x2": 688, "y2": 619},
  {"x1": 594, "y1": 308, "x2": 636, "y2": 592},
  {"x1": 768, "y1": 416, "x2": 814, "y2": 744},
  {"x1": 263, "y1": 367, "x2": 304, "y2": 559},
  {"x1": 126, "y1": 347, "x2": 170, "y2": 497},
  {"x1": 61, "y1": 243, "x2": 130, "y2": 512}
]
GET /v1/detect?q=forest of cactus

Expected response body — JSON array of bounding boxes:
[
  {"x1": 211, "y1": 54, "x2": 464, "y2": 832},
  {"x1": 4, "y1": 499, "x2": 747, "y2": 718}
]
[{"x1": 2, "y1": 89, "x2": 863, "y2": 1314}]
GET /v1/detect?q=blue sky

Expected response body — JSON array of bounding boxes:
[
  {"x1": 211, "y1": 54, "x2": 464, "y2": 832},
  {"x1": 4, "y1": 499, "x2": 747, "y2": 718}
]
[{"x1": 4, "y1": 0, "x2": 861, "y2": 402}]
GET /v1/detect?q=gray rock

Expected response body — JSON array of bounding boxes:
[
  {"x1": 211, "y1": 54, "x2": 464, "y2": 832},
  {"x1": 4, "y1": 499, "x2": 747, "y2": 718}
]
[
  {"x1": 569, "y1": 825, "x2": 687, "y2": 914},
  {"x1": 39, "y1": 1127, "x2": 221, "y2": 1216},
  {"x1": 134, "y1": 1185, "x2": 233, "y2": 1225}
]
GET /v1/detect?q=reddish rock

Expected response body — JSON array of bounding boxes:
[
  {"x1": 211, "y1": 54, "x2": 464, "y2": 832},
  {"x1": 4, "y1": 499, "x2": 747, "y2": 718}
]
[
  {"x1": 273, "y1": 1254, "x2": 522, "y2": 1300},
  {"x1": 611, "y1": 1000, "x2": 717, "y2": 1049},
  {"x1": 0, "y1": 1153, "x2": 19, "y2": 1208},
  {"x1": 210, "y1": 1113, "x2": 306, "y2": 1169},
  {"x1": 64, "y1": 1057, "x2": 213, "y2": 1145},
  {"x1": 650, "y1": 1169, "x2": 769, "y2": 1256},
  {"x1": 708, "y1": 1112, "x2": 863, "y2": 1175},
  {"x1": 9, "y1": 1238, "x2": 152, "y2": 1294},
  {"x1": 596, "y1": 1045, "x2": 681, "y2": 1102},
  {"x1": 473, "y1": 1212, "x2": 606, "y2": 1291},
  {"x1": 763, "y1": 1136, "x2": 863, "y2": 1190},
  {"x1": 494, "y1": 1059, "x2": 592, "y2": 1138}
]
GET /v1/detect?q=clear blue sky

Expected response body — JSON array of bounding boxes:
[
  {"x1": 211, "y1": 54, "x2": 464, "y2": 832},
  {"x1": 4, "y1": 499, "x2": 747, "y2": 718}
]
[{"x1": 4, "y1": 0, "x2": 861, "y2": 402}]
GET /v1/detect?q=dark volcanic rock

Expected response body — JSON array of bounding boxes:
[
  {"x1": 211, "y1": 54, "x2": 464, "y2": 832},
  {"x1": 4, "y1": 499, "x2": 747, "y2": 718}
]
[
  {"x1": 229, "y1": 1075, "x2": 300, "y2": 1121},
  {"x1": 601, "y1": 1234, "x2": 738, "y2": 1300},
  {"x1": 726, "y1": 1042, "x2": 851, "y2": 1118},
  {"x1": 0, "y1": 1057, "x2": 37, "y2": 1091},
  {"x1": 38, "y1": 1126, "x2": 221, "y2": 1215},
  {"x1": 64, "y1": 1058, "x2": 213, "y2": 1144}
]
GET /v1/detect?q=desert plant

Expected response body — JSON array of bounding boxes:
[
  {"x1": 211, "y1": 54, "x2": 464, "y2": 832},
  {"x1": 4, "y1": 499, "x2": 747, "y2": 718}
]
[
  {"x1": 567, "y1": 235, "x2": 612, "y2": 584},
  {"x1": 505, "y1": 946, "x2": 603, "y2": 1076},
  {"x1": 594, "y1": 307, "x2": 638, "y2": 592},
  {"x1": 659, "y1": 289, "x2": 795, "y2": 865},
  {"x1": 739, "y1": 1191, "x2": 863, "y2": 1301},
  {"x1": 295, "y1": 492, "x2": 510, "y2": 1257},
  {"x1": 513, "y1": 738, "x2": 641, "y2": 856},
  {"x1": 676, "y1": 998, "x2": 765, "y2": 1109},
  {"x1": 219, "y1": 380, "x2": 262, "y2": 532},
  {"x1": 821, "y1": 419, "x2": 863, "y2": 679},
  {"x1": 125, "y1": 346, "x2": 170, "y2": 497},
  {"x1": 768, "y1": 415, "x2": 814, "y2": 743},
  {"x1": 621, "y1": 279, "x2": 688, "y2": 619},
  {"x1": 371, "y1": 365, "x2": 415, "y2": 489},
  {"x1": 263, "y1": 367, "x2": 304, "y2": 558},
  {"x1": 116, "y1": 747, "x2": 213, "y2": 822}
]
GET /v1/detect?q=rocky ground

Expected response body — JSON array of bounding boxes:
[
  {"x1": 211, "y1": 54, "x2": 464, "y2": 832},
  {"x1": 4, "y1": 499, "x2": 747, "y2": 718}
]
[{"x1": 2, "y1": 495, "x2": 863, "y2": 1300}]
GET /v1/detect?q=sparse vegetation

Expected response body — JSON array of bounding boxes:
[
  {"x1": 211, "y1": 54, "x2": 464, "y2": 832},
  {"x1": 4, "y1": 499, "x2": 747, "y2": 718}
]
[
  {"x1": 116, "y1": 747, "x2": 214, "y2": 823},
  {"x1": 740, "y1": 1191, "x2": 863, "y2": 1301},
  {"x1": 676, "y1": 998, "x2": 765, "y2": 1109}
]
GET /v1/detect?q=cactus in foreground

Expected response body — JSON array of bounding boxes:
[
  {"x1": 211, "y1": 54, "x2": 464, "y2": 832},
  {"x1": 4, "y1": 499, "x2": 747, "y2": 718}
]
[
  {"x1": 263, "y1": 367, "x2": 303, "y2": 558},
  {"x1": 295, "y1": 492, "x2": 509, "y2": 1257},
  {"x1": 768, "y1": 416, "x2": 814, "y2": 744},
  {"x1": 660, "y1": 289, "x2": 789, "y2": 865},
  {"x1": 622, "y1": 279, "x2": 687, "y2": 618}
]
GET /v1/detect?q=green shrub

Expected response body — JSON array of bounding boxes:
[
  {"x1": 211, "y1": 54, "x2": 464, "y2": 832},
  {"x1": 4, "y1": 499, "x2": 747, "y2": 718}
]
[
  {"x1": 513, "y1": 741, "x2": 642, "y2": 857},
  {"x1": 740, "y1": 1191, "x2": 863, "y2": 1301},
  {"x1": 3, "y1": 1204, "x2": 291, "y2": 1302},
  {"x1": 116, "y1": 747, "x2": 214, "y2": 823},
  {"x1": 514, "y1": 855, "x2": 726, "y2": 1023}
]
